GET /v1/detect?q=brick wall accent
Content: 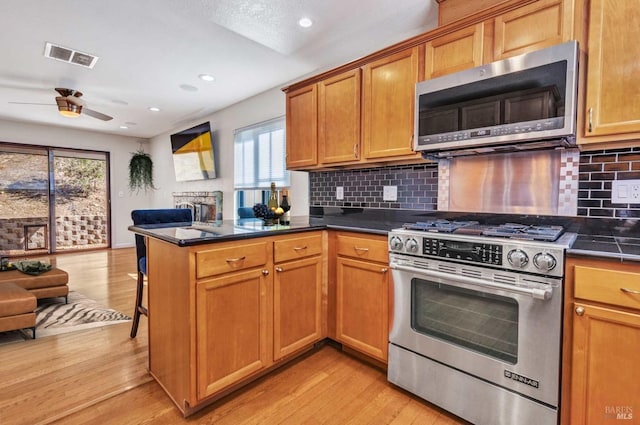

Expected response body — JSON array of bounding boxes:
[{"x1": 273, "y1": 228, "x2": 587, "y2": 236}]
[{"x1": 0, "y1": 215, "x2": 108, "y2": 255}]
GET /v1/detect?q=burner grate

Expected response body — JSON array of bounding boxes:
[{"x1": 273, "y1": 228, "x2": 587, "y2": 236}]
[
  {"x1": 402, "y1": 220, "x2": 479, "y2": 233},
  {"x1": 481, "y1": 223, "x2": 564, "y2": 241}
]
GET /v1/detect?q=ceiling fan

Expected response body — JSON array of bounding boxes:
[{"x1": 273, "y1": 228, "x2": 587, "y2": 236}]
[{"x1": 9, "y1": 88, "x2": 113, "y2": 121}]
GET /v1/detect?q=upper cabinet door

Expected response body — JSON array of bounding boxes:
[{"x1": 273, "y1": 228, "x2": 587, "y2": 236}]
[
  {"x1": 362, "y1": 47, "x2": 421, "y2": 160},
  {"x1": 493, "y1": 0, "x2": 572, "y2": 60},
  {"x1": 318, "y1": 69, "x2": 362, "y2": 165},
  {"x1": 425, "y1": 23, "x2": 485, "y2": 79},
  {"x1": 285, "y1": 84, "x2": 318, "y2": 169},
  {"x1": 584, "y1": 0, "x2": 640, "y2": 137}
]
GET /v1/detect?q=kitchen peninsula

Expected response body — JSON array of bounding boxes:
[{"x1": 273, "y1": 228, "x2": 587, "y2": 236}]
[{"x1": 129, "y1": 217, "x2": 329, "y2": 416}]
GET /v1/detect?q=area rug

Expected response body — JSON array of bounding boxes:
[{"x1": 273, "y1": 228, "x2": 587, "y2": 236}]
[{"x1": 0, "y1": 291, "x2": 131, "y2": 345}]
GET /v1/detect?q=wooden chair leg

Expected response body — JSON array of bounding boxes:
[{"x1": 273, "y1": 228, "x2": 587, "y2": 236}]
[{"x1": 130, "y1": 271, "x2": 147, "y2": 338}]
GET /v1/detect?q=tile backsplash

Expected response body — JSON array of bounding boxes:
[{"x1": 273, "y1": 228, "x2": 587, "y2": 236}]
[
  {"x1": 309, "y1": 147, "x2": 640, "y2": 218},
  {"x1": 309, "y1": 164, "x2": 438, "y2": 210},
  {"x1": 578, "y1": 147, "x2": 640, "y2": 218}
]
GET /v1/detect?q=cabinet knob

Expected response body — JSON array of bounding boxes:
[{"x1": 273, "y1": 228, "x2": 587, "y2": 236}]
[
  {"x1": 588, "y1": 107, "x2": 593, "y2": 133},
  {"x1": 275, "y1": 267, "x2": 283, "y2": 272},
  {"x1": 262, "y1": 269, "x2": 269, "y2": 276},
  {"x1": 381, "y1": 267, "x2": 388, "y2": 274},
  {"x1": 575, "y1": 306, "x2": 585, "y2": 316}
]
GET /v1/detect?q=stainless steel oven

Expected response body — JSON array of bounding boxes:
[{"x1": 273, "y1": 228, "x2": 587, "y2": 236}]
[{"x1": 387, "y1": 221, "x2": 575, "y2": 425}]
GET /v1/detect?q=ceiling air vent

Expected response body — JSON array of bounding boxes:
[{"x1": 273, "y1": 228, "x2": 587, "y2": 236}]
[{"x1": 44, "y1": 42, "x2": 99, "y2": 69}]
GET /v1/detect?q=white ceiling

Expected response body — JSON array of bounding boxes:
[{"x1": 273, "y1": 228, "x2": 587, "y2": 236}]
[{"x1": 0, "y1": 0, "x2": 438, "y2": 139}]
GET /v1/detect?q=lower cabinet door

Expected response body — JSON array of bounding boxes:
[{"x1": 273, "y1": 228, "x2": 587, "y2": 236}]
[
  {"x1": 196, "y1": 268, "x2": 270, "y2": 399},
  {"x1": 571, "y1": 303, "x2": 640, "y2": 424},
  {"x1": 336, "y1": 257, "x2": 389, "y2": 362},
  {"x1": 273, "y1": 256, "x2": 323, "y2": 360}
]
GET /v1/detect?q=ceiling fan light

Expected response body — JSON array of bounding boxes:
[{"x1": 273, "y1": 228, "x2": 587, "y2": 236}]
[
  {"x1": 59, "y1": 110, "x2": 80, "y2": 118},
  {"x1": 56, "y1": 99, "x2": 82, "y2": 118}
]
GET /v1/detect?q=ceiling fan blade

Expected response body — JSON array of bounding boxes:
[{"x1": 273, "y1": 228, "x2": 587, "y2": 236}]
[
  {"x1": 83, "y1": 107, "x2": 113, "y2": 121},
  {"x1": 8, "y1": 101, "x2": 55, "y2": 106}
]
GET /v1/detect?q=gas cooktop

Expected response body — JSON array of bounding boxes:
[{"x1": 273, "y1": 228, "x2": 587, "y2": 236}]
[{"x1": 401, "y1": 220, "x2": 565, "y2": 242}]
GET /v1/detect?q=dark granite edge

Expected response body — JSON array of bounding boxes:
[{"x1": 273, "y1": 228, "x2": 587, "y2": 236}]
[
  {"x1": 567, "y1": 249, "x2": 640, "y2": 263},
  {"x1": 129, "y1": 222, "x2": 328, "y2": 246}
]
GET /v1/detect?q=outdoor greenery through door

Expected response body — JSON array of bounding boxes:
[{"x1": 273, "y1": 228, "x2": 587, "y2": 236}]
[{"x1": 0, "y1": 144, "x2": 110, "y2": 256}]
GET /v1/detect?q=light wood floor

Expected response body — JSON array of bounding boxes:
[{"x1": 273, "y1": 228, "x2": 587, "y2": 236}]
[{"x1": 0, "y1": 248, "x2": 467, "y2": 425}]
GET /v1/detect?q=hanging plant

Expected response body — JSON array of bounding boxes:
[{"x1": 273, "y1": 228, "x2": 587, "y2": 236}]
[{"x1": 128, "y1": 150, "x2": 157, "y2": 193}]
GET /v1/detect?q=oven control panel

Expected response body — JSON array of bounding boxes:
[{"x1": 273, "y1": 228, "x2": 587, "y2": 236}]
[
  {"x1": 388, "y1": 230, "x2": 571, "y2": 278},
  {"x1": 423, "y1": 237, "x2": 503, "y2": 265}
]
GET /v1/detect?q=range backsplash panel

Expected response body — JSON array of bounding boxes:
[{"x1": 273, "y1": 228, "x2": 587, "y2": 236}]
[{"x1": 309, "y1": 146, "x2": 640, "y2": 219}]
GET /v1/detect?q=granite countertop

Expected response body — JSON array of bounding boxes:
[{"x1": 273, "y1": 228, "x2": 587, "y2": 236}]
[
  {"x1": 128, "y1": 217, "x2": 326, "y2": 246},
  {"x1": 129, "y1": 207, "x2": 640, "y2": 261}
]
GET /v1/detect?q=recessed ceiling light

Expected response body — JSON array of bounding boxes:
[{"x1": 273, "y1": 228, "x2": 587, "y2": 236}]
[
  {"x1": 199, "y1": 74, "x2": 215, "y2": 82},
  {"x1": 119, "y1": 125, "x2": 128, "y2": 129},
  {"x1": 298, "y1": 17, "x2": 313, "y2": 28},
  {"x1": 148, "y1": 107, "x2": 161, "y2": 112}
]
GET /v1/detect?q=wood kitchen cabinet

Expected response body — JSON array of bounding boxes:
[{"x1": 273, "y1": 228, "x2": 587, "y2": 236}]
[
  {"x1": 318, "y1": 69, "x2": 362, "y2": 165},
  {"x1": 492, "y1": 0, "x2": 572, "y2": 60},
  {"x1": 425, "y1": 23, "x2": 486, "y2": 79},
  {"x1": 195, "y1": 240, "x2": 272, "y2": 400},
  {"x1": 286, "y1": 48, "x2": 421, "y2": 170},
  {"x1": 362, "y1": 47, "x2": 422, "y2": 161},
  {"x1": 196, "y1": 267, "x2": 270, "y2": 399},
  {"x1": 562, "y1": 257, "x2": 640, "y2": 424},
  {"x1": 285, "y1": 84, "x2": 318, "y2": 169},
  {"x1": 335, "y1": 233, "x2": 390, "y2": 363},
  {"x1": 580, "y1": 0, "x2": 640, "y2": 142},
  {"x1": 273, "y1": 233, "x2": 324, "y2": 360},
  {"x1": 146, "y1": 231, "x2": 326, "y2": 416}
]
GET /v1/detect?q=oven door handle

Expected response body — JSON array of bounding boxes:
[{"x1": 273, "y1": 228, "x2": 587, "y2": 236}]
[{"x1": 391, "y1": 263, "x2": 552, "y2": 300}]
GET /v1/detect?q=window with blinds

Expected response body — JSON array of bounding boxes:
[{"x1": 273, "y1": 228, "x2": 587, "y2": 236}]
[
  {"x1": 234, "y1": 116, "x2": 289, "y2": 190},
  {"x1": 234, "y1": 117, "x2": 289, "y2": 216}
]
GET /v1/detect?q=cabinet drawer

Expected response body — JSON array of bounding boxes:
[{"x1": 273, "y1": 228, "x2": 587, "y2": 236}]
[
  {"x1": 337, "y1": 235, "x2": 388, "y2": 263},
  {"x1": 196, "y1": 241, "x2": 268, "y2": 279},
  {"x1": 574, "y1": 266, "x2": 640, "y2": 311},
  {"x1": 274, "y1": 233, "x2": 323, "y2": 263}
]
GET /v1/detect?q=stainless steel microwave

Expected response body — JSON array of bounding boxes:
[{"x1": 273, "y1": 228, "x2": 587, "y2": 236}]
[{"x1": 415, "y1": 41, "x2": 579, "y2": 158}]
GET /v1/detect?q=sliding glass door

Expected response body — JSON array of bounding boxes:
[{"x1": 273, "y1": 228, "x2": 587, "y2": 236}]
[
  {"x1": 0, "y1": 144, "x2": 110, "y2": 256},
  {"x1": 53, "y1": 149, "x2": 109, "y2": 252}
]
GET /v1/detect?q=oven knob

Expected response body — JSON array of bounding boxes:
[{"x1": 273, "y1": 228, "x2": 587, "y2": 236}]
[
  {"x1": 533, "y1": 252, "x2": 557, "y2": 272},
  {"x1": 389, "y1": 236, "x2": 404, "y2": 251},
  {"x1": 507, "y1": 249, "x2": 529, "y2": 268},
  {"x1": 406, "y1": 238, "x2": 419, "y2": 253}
]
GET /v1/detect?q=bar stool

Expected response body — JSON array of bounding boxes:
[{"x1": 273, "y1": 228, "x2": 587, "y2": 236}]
[{"x1": 130, "y1": 208, "x2": 192, "y2": 338}]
